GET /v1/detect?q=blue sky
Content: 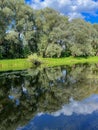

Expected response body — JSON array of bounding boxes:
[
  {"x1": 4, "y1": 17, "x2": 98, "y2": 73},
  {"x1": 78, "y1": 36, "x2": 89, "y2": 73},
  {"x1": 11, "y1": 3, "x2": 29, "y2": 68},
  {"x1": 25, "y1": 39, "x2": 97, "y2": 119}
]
[{"x1": 25, "y1": 0, "x2": 98, "y2": 23}]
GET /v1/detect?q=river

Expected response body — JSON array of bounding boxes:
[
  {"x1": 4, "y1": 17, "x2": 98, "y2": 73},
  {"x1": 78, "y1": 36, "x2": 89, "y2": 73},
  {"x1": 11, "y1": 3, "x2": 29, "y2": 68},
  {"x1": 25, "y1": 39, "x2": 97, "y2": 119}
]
[{"x1": 0, "y1": 63, "x2": 98, "y2": 130}]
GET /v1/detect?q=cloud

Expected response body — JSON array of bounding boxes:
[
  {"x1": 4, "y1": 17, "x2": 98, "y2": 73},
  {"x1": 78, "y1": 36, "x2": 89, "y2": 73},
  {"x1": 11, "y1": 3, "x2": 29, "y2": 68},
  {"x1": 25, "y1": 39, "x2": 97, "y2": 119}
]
[
  {"x1": 36, "y1": 95, "x2": 98, "y2": 117},
  {"x1": 68, "y1": 12, "x2": 84, "y2": 21},
  {"x1": 52, "y1": 94, "x2": 98, "y2": 116},
  {"x1": 29, "y1": 0, "x2": 98, "y2": 20},
  {"x1": 17, "y1": 94, "x2": 98, "y2": 130}
]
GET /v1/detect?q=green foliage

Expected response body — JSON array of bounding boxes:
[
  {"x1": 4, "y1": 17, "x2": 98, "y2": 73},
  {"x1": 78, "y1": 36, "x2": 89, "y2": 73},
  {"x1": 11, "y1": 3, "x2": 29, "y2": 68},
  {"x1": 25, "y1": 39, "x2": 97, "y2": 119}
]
[
  {"x1": 23, "y1": 45, "x2": 31, "y2": 57},
  {"x1": 45, "y1": 44, "x2": 62, "y2": 57},
  {"x1": 70, "y1": 43, "x2": 95, "y2": 57},
  {"x1": 0, "y1": 1, "x2": 98, "y2": 59},
  {"x1": 5, "y1": 31, "x2": 18, "y2": 43},
  {"x1": 0, "y1": 46, "x2": 4, "y2": 59},
  {"x1": 28, "y1": 54, "x2": 42, "y2": 65},
  {"x1": 38, "y1": 34, "x2": 48, "y2": 57}
]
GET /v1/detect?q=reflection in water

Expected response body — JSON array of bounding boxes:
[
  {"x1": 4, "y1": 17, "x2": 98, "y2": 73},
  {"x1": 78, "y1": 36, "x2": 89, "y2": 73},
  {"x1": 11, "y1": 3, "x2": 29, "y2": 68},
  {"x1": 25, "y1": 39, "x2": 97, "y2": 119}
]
[
  {"x1": 0, "y1": 64, "x2": 98, "y2": 130},
  {"x1": 52, "y1": 95, "x2": 98, "y2": 116},
  {"x1": 18, "y1": 95, "x2": 98, "y2": 130}
]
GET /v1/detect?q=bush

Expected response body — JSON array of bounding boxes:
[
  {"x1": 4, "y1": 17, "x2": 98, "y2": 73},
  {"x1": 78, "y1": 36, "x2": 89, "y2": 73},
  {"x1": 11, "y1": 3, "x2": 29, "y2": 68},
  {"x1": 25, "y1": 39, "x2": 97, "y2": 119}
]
[
  {"x1": 45, "y1": 44, "x2": 62, "y2": 57},
  {"x1": 28, "y1": 54, "x2": 42, "y2": 66}
]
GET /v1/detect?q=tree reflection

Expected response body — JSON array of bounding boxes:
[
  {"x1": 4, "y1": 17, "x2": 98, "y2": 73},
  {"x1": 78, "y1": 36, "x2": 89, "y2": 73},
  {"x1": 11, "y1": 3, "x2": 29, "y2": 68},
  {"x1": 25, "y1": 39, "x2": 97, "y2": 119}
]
[{"x1": 0, "y1": 64, "x2": 98, "y2": 129}]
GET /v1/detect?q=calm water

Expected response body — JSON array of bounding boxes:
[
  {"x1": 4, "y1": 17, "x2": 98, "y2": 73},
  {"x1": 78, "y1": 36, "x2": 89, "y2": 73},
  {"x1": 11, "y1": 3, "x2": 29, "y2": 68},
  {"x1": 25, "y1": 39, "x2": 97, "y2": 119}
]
[{"x1": 0, "y1": 64, "x2": 98, "y2": 130}]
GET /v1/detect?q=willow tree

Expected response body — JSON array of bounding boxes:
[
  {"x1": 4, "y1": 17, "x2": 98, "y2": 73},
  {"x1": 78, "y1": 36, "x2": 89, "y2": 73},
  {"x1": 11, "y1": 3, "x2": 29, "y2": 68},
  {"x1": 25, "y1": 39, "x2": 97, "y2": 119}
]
[
  {"x1": 67, "y1": 19, "x2": 96, "y2": 56},
  {"x1": 0, "y1": 0, "x2": 13, "y2": 44},
  {"x1": 0, "y1": 0, "x2": 36, "y2": 58},
  {"x1": 35, "y1": 8, "x2": 69, "y2": 57}
]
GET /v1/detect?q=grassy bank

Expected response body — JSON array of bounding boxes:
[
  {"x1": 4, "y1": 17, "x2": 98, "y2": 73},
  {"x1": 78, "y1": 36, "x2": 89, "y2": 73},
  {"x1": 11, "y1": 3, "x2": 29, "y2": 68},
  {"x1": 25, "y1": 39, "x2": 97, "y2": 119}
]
[
  {"x1": 0, "y1": 56, "x2": 98, "y2": 71},
  {"x1": 42, "y1": 56, "x2": 98, "y2": 67},
  {"x1": 0, "y1": 59, "x2": 32, "y2": 71}
]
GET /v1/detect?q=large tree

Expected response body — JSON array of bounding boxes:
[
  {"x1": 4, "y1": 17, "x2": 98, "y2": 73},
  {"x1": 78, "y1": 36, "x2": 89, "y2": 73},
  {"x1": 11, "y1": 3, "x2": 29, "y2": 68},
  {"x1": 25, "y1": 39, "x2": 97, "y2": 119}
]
[
  {"x1": 67, "y1": 19, "x2": 97, "y2": 56},
  {"x1": 0, "y1": 1, "x2": 98, "y2": 59}
]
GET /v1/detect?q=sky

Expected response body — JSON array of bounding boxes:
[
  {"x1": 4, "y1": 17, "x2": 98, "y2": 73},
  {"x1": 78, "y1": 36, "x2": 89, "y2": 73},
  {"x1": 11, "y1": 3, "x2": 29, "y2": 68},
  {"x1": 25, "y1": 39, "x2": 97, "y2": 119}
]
[
  {"x1": 37, "y1": 94, "x2": 98, "y2": 116},
  {"x1": 25, "y1": 0, "x2": 98, "y2": 23}
]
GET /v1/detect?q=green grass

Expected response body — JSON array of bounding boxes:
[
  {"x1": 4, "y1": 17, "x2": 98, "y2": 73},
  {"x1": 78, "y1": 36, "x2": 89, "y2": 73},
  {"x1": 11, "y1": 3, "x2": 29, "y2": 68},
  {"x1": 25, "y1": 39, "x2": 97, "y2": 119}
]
[
  {"x1": 41, "y1": 56, "x2": 98, "y2": 67},
  {"x1": 0, "y1": 56, "x2": 98, "y2": 71},
  {"x1": 0, "y1": 59, "x2": 32, "y2": 71}
]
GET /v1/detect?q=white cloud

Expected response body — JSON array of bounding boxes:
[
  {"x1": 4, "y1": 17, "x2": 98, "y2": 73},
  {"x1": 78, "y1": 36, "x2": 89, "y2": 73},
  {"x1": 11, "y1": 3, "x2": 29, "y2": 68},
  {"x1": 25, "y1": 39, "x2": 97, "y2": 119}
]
[
  {"x1": 68, "y1": 12, "x2": 84, "y2": 21},
  {"x1": 52, "y1": 94, "x2": 98, "y2": 116},
  {"x1": 36, "y1": 95, "x2": 98, "y2": 117},
  {"x1": 29, "y1": 0, "x2": 98, "y2": 20}
]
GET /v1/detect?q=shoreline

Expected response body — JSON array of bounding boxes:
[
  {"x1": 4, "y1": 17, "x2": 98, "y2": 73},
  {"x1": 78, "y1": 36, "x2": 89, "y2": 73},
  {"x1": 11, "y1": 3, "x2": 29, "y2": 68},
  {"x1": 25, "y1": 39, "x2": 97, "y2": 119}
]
[{"x1": 0, "y1": 56, "x2": 98, "y2": 71}]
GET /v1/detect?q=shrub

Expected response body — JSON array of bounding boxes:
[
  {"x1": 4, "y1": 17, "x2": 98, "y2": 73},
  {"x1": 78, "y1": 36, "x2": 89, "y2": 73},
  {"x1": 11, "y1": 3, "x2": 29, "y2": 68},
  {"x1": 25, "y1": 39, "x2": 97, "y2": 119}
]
[{"x1": 28, "y1": 54, "x2": 42, "y2": 66}]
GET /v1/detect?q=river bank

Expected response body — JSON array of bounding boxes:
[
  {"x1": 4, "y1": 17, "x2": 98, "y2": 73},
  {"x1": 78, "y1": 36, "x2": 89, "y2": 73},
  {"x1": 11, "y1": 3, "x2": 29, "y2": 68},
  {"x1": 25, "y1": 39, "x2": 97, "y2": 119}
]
[{"x1": 0, "y1": 56, "x2": 98, "y2": 71}]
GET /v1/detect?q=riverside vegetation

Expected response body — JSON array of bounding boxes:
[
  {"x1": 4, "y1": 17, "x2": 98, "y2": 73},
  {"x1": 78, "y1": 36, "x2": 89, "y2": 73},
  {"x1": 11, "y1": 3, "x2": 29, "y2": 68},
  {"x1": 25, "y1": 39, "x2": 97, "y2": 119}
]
[
  {"x1": 1, "y1": 55, "x2": 98, "y2": 71},
  {"x1": 1, "y1": 1, "x2": 98, "y2": 129},
  {"x1": 0, "y1": 0, "x2": 98, "y2": 69}
]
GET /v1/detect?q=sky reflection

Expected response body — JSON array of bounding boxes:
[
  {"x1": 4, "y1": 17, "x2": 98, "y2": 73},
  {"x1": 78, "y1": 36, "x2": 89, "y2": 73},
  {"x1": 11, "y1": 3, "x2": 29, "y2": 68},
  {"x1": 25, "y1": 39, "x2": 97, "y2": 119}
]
[
  {"x1": 17, "y1": 94, "x2": 98, "y2": 130},
  {"x1": 52, "y1": 94, "x2": 98, "y2": 116}
]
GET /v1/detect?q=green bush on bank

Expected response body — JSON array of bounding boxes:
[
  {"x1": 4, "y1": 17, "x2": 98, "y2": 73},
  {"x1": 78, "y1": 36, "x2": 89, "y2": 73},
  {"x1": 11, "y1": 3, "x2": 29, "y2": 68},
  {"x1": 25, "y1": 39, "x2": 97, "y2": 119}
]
[{"x1": 28, "y1": 54, "x2": 42, "y2": 66}]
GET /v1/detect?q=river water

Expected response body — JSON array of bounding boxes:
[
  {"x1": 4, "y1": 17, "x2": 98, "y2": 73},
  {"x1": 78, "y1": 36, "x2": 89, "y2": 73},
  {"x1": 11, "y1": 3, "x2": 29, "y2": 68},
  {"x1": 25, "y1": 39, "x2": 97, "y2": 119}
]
[{"x1": 0, "y1": 63, "x2": 98, "y2": 130}]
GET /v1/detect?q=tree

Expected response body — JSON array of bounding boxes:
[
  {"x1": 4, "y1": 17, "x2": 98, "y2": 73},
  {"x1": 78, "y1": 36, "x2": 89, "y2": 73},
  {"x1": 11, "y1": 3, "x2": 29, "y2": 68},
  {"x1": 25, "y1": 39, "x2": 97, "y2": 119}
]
[
  {"x1": 67, "y1": 19, "x2": 97, "y2": 56},
  {"x1": 0, "y1": 1, "x2": 98, "y2": 59},
  {"x1": 0, "y1": 0, "x2": 13, "y2": 44},
  {"x1": 45, "y1": 43, "x2": 62, "y2": 57},
  {"x1": 37, "y1": 34, "x2": 48, "y2": 57},
  {"x1": 0, "y1": 0, "x2": 36, "y2": 58},
  {"x1": 36, "y1": 8, "x2": 69, "y2": 57}
]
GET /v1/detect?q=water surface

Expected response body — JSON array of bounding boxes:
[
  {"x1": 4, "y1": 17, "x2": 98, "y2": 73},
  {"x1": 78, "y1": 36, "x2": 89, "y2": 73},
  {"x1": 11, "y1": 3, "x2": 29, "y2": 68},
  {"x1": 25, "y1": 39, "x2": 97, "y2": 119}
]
[{"x1": 0, "y1": 63, "x2": 98, "y2": 130}]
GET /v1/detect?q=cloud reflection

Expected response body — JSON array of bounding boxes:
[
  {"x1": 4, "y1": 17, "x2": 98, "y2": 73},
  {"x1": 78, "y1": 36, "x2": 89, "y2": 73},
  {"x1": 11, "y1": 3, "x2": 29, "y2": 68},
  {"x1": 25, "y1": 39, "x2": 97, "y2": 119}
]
[
  {"x1": 17, "y1": 94, "x2": 98, "y2": 130},
  {"x1": 52, "y1": 95, "x2": 98, "y2": 116}
]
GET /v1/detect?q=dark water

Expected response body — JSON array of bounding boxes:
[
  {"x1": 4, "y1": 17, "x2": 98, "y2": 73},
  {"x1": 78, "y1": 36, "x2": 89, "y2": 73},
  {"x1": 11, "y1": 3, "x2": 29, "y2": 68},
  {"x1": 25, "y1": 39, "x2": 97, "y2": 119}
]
[{"x1": 0, "y1": 63, "x2": 98, "y2": 130}]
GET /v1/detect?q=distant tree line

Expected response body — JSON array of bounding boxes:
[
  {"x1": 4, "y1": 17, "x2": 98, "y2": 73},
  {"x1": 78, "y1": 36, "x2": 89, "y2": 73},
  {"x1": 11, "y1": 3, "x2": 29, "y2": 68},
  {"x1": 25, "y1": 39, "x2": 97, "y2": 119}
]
[{"x1": 0, "y1": 0, "x2": 98, "y2": 59}]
